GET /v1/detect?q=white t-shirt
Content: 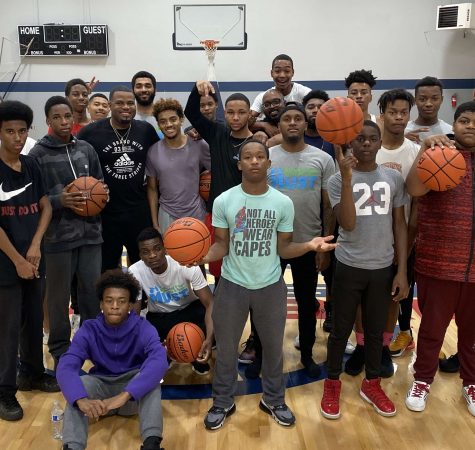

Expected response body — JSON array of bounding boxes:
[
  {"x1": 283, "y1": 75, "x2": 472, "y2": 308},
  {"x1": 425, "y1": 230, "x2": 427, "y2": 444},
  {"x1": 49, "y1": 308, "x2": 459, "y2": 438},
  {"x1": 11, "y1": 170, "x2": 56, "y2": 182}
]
[
  {"x1": 129, "y1": 256, "x2": 208, "y2": 313},
  {"x1": 377, "y1": 138, "x2": 420, "y2": 221},
  {"x1": 251, "y1": 82, "x2": 311, "y2": 114},
  {"x1": 405, "y1": 119, "x2": 453, "y2": 141}
]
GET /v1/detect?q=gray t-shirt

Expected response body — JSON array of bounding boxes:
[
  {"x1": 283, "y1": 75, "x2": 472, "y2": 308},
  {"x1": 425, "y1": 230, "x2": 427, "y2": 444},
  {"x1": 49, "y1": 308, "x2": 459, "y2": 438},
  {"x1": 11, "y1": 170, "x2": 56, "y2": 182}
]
[
  {"x1": 135, "y1": 112, "x2": 163, "y2": 138},
  {"x1": 328, "y1": 165, "x2": 409, "y2": 270},
  {"x1": 268, "y1": 144, "x2": 335, "y2": 242},
  {"x1": 146, "y1": 137, "x2": 211, "y2": 220},
  {"x1": 405, "y1": 119, "x2": 453, "y2": 141}
]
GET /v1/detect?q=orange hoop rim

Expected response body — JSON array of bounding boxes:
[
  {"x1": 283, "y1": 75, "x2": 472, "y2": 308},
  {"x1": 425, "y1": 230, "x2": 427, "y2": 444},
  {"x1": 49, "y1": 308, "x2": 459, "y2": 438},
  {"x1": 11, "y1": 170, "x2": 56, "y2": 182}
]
[{"x1": 200, "y1": 39, "x2": 220, "y2": 50}]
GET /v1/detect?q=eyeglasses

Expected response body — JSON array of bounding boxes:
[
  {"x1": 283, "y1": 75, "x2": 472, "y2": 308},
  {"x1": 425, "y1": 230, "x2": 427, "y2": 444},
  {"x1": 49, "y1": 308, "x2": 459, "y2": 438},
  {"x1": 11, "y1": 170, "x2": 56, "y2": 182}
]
[{"x1": 263, "y1": 99, "x2": 283, "y2": 108}]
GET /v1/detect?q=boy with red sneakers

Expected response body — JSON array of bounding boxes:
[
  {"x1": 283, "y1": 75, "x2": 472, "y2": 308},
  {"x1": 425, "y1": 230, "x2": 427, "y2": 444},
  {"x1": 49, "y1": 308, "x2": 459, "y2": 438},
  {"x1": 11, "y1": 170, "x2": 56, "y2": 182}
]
[
  {"x1": 405, "y1": 101, "x2": 475, "y2": 417},
  {"x1": 321, "y1": 121, "x2": 409, "y2": 419}
]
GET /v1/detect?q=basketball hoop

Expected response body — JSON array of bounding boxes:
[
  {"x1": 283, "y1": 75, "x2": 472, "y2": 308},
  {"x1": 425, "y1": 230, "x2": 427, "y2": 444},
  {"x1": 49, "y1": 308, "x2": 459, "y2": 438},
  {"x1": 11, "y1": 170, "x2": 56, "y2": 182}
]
[{"x1": 200, "y1": 39, "x2": 219, "y2": 81}]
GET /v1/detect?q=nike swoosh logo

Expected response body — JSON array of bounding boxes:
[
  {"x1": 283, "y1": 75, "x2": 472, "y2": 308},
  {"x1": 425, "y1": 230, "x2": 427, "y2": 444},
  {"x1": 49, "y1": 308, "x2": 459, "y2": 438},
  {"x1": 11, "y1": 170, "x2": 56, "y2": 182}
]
[{"x1": 0, "y1": 182, "x2": 33, "y2": 201}]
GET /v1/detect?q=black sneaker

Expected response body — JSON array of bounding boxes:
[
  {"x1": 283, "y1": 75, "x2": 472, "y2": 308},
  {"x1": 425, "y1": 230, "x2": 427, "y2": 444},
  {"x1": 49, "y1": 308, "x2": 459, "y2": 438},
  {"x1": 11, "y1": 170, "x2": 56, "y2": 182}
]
[
  {"x1": 344, "y1": 344, "x2": 365, "y2": 376},
  {"x1": 380, "y1": 346, "x2": 394, "y2": 378},
  {"x1": 0, "y1": 392, "x2": 23, "y2": 421},
  {"x1": 259, "y1": 399, "x2": 295, "y2": 426},
  {"x1": 140, "y1": 435, "x2": 164, "y2": 450},
  {"x1": 191, "y1": 361, "x2": 210, "y2": 376},
  {"x1": 204, "y1": 403, "x2": 236, "y2": 430},
  {"x1": 238, "y1": 336, "x2": 256, "y2": 364},
  {"x1": 323, "y1": 310, "x2": 333, "y2": 333},
  {"x1": 301, "y1": 357, "x2": 322, "y2": 378},
  {"x1": 245, "y1": 358, "x2": 262, "y2": 379},
  {"x1": 439, "y1": 353, "x2": 460, "y2": 373},
  {"x1": 18, "y1": 372, "x2": 60, "y2": 392}
]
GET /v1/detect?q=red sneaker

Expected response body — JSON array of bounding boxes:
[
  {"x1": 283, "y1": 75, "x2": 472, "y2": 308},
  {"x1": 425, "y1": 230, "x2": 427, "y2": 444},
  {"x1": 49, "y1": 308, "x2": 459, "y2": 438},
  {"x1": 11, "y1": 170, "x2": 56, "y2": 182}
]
[
  {"x1": 360, "y1": 378, "x2": 396, "y2": 417},
  {"x1": 320, "y1": 378, "x2": 341, "y2": 419}
]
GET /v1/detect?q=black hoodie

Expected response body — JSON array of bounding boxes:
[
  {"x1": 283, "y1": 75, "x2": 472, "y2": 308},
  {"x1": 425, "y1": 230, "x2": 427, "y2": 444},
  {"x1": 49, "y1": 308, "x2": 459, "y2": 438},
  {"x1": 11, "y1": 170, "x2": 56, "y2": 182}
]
[{"x1": 29, "y1": 135, "x2": 103, "y2": 253}]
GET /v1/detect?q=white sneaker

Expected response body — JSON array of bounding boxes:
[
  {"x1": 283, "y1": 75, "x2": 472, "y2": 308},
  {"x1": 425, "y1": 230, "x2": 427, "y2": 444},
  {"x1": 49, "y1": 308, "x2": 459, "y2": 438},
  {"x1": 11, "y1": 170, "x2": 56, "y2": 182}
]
[
  {"x1": 345, "y1": 340, "x2": 356, "y2": 355},
  {"x1": 294, "y1": 335, "x2": 300, "y2": 350},
  {"x1": 70, "y1": 314, "x2": 80, "y2": 334},
  {"x1": 405, "y1": 381, "x2": 430, "y2": 412},
  {"x1": 462, "y1": 385, "x2": 475, "y2": 416}
]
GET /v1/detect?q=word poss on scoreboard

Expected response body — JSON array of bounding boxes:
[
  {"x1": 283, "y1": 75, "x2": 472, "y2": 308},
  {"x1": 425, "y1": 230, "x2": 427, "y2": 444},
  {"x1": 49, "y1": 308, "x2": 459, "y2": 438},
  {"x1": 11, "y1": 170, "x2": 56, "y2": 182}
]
[{"x1": 18, "y1": 25, "x2": 108, "y2": 56}]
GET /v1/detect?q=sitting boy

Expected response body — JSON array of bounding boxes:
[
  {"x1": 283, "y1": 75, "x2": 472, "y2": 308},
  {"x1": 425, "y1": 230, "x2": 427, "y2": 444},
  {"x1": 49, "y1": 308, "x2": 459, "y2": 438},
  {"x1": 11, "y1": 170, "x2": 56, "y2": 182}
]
[
  {"x1": 129, "y1": 227, "x2": 213, "y2": 375},
  {"x1": 56, "y1": 271, "x2": 168, "y2": 450}
]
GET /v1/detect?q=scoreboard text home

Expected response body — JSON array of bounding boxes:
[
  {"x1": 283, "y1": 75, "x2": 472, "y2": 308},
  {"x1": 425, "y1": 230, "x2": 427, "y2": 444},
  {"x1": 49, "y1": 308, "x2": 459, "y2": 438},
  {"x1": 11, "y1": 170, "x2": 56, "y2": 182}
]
[{"x1": 18, "y1": 25, "x2": 109, "y2": 56}]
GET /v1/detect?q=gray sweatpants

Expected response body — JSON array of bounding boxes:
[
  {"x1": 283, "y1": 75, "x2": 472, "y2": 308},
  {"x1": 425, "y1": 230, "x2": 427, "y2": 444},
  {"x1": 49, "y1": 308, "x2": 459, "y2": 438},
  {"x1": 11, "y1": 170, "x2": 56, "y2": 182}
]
[
  {"x1": 62, "y1": 370, "x2": 163, "y2": 450},
  {"x1": 212, "y1": 277, "x2": 287, "y2": 408}
]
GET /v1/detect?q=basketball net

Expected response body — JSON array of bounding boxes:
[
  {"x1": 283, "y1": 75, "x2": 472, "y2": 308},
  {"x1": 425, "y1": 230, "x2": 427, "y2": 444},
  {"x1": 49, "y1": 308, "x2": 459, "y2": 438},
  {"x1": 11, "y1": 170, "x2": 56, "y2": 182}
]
[{"x1": 200, "y1": 40, "x2": 219, "y2": 82}]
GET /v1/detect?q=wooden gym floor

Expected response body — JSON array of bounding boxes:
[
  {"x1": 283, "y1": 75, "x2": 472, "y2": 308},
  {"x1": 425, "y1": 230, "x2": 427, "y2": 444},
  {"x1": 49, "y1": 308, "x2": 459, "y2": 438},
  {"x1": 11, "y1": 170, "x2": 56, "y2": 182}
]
[{"x1": 1, "y1": 274, "x2": 473, "y2": 450}]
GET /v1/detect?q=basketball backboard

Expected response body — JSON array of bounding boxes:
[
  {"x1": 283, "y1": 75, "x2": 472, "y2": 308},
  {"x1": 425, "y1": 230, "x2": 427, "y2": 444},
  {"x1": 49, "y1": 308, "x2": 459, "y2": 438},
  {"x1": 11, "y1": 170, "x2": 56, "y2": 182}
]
[{"x1": 173, "y1": 4, "x2": 247, "y2": 50}]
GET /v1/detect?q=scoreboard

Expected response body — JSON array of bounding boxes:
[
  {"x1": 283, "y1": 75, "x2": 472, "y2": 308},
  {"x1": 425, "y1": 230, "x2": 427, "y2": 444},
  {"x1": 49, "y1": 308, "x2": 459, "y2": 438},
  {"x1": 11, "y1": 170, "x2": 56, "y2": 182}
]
[{"x1": 18, "y1": 25, "x2": 108, "y2": 56}]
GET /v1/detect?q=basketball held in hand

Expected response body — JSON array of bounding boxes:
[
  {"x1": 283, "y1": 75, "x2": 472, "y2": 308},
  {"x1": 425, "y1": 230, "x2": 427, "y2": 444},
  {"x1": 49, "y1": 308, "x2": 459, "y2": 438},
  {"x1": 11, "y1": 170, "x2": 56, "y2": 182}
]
[
  {"x1": 315, "y1": 97, "x2": 364, "y2": 145},
  {"x1": 163, "y1": 217, "x2": 211, "y2": 265},
  {"x1": 166, "y1": 322, "x2": 205, "y2": 363},
  {"x1": 66, "y1": 176, "x2": 108, "y2": 216},
  {"x1": 416, "y1": 146, "x2": 466, "y2": 191}
]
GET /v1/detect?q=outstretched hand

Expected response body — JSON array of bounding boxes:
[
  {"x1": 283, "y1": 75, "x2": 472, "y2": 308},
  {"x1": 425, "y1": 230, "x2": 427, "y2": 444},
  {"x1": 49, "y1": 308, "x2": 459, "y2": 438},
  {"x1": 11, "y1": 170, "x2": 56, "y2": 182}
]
[{"x1": 308, "y1": 235, "x2": 337, "y2": 253}]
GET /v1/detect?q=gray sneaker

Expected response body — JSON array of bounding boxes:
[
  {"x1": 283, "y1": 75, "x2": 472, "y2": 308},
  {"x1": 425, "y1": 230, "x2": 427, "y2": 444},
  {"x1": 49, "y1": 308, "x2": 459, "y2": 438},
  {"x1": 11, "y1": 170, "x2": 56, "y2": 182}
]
[
  {"x1": 204, "y1": 403, "x2": 236, "y2": 429},
  {"x1": 259, "y1": 399, "x2": 295, "y2": 426}
]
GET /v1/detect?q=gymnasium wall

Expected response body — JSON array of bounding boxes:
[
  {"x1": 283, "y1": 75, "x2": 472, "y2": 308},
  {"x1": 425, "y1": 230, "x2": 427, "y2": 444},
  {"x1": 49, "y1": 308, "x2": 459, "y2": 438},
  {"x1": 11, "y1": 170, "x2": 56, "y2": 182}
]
[{"x1": 1, "y1": 0, "x2": 474, "y2": 139}]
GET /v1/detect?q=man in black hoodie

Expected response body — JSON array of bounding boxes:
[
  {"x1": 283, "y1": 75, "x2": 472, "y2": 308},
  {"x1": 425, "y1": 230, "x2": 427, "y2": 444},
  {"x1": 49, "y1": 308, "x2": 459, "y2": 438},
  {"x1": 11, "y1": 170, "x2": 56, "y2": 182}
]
[{"x1": 30, "y1": 96, "x2": 104, "y2": 366}]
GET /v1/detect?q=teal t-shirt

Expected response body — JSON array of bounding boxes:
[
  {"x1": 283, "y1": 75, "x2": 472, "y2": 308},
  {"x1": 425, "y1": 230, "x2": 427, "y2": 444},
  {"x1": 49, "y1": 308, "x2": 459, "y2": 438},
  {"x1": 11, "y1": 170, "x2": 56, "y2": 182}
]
[{"x1": 212, "y1": 184, "x2": 294, "y2": 289}]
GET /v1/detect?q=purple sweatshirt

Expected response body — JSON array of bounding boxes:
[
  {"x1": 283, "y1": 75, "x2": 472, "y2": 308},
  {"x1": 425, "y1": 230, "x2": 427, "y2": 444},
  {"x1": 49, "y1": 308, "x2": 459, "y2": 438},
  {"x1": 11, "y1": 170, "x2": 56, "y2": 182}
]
[{"x1": 57, "y1": 311, "x2": 168, "y2": 406}]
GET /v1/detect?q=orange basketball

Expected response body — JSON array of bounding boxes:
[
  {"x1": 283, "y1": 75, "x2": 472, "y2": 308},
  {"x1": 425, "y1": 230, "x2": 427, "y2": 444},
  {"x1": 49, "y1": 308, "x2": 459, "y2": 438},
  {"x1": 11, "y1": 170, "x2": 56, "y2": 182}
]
[
  {"x1": 66, "y1": 176, "x2": 108, "y2": 217},
  {"x1": 315, "y1": 97, "x2": 364, "y2": 145},
  {"x1": 166, "y1": 322, "x2": 205, "y2": 363},
  {"x1": 163, "y1": 217, "x2": 211, "y2": 264},
  {"x1": 199, "y1": 171, "x2": 211, "y2": 201},
  {"x1": 416, "y1": 146, "x2": 466, "y2": 191}
]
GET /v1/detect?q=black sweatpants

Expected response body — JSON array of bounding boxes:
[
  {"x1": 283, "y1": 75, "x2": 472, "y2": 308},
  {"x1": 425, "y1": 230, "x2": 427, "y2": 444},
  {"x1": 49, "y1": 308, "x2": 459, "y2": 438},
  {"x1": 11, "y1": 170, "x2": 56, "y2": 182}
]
[
  {"x1": 280, "y1": 251, "x2": 318, "y2": 360},
  {"x1": 327, "y1": 260, "x2": 394, "y2": 380},
  {"x1": 101, "y1": 204, "x2": 152, "y2": 272},
  {"x1": 0, "y1": 278, "x2": 44, "y2": 394},
  {"x1": 146, "y1": 300, "x2": 206, "y2": 342}
]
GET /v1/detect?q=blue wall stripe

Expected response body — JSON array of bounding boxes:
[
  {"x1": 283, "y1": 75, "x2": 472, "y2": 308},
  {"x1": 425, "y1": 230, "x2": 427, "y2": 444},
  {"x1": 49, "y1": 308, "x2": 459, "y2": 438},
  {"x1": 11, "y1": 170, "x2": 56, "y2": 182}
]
[{"x1": 1, "y1": 79, "x2": 474, "y2": 93}]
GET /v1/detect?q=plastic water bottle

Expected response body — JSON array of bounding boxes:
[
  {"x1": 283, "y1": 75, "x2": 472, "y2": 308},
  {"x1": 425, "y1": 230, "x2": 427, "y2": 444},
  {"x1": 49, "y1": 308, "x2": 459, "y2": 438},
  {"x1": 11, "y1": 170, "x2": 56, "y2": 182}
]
[{"x1": 51, "y1": 400, "x2": 64, "y2": 440}]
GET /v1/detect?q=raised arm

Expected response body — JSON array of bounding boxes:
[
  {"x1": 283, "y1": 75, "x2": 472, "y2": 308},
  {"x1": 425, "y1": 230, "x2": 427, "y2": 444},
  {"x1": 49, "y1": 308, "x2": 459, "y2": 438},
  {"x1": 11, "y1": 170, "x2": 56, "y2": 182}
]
[
  {"x1": 184, "y1": 81, "x2": 220, "y2": 144},
  {"x1": 333, "y1": 145, "x2": 358, "y2": 231}
]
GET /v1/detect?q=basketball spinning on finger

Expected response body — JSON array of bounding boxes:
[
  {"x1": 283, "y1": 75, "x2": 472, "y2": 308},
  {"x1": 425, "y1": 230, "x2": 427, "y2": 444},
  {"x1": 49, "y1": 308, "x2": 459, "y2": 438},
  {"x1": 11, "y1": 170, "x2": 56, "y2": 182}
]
[
  {"x1": 416, "y1": 145, "x2": 467, "y2": 191},
  {"x1": 163, "y1": 217, "x2": 211, "y2": 265},
  {"x1": 315, "y1": 97, "x2": 364, "y2": 145},
  {"x1": 66, "y1": 176, "x2": 108, "y2": 216}
]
